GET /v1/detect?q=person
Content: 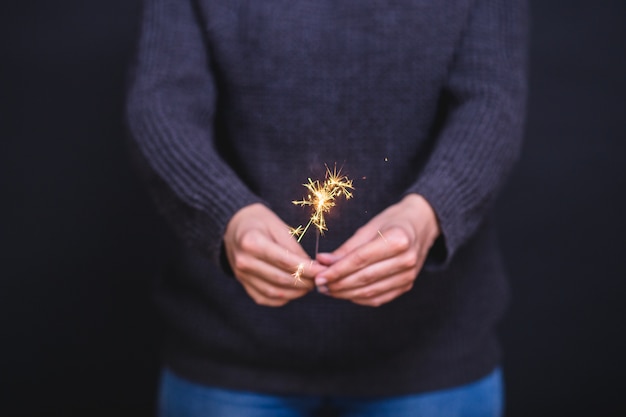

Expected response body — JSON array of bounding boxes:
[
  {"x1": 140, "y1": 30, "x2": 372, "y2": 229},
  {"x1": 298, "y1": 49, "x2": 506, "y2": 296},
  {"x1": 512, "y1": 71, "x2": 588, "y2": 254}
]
[{"x1": 126, "y1": 0, "x2": 528, "y2": 415}]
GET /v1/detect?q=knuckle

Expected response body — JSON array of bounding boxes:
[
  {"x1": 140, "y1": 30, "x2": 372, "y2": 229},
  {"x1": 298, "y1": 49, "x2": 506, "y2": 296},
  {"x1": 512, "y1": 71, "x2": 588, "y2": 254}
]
[
  {"x1": 398, "y1": 273, "x2": 416, "y2": 287},
  {"x1": 262, "y1": 286, "x2": 281, "y2": 300},
  {"x1": 360, "y1": 288, "x2": 378, "y2": 299},
  {"x1": 232, "y1": 255, "x2": 251, "y2": 273},
  {"x1": 399, "y1": 283, "x2": 414, "y2": 295},
  {"x1": 357, "y1": 270, "x2": 376, "y2": 286},
  {"x1": 352, "y1": 249, "x2": 369, "y2": 268},
  {"x1": 369, "y1": 299, "x2": 384, "y2": 307},
  {"x1": 387, "y1": 229, "x2": 411, "y2": 252},
  {"x1": 399, "y1": 252, "x2": 419, "y2": 270},
  {"x1": 238, "y1": 232, "x2": 259, "y2": 252},
  {"x1": 247, "y1": 291, "x2": 266, "y2": 305}
]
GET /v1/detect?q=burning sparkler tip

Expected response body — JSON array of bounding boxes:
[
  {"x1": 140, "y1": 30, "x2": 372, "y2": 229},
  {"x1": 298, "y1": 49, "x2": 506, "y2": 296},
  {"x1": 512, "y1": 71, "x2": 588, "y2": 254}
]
[{"x1": 290, "y1": 164, "x2": 354, "y2": 241}]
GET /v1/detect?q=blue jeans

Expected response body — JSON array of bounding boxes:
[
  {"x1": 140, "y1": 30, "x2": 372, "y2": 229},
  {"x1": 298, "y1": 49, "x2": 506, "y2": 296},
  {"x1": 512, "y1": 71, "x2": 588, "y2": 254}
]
[{"x1": 158, "y1": 367, "x2": 503, "y2": 417}]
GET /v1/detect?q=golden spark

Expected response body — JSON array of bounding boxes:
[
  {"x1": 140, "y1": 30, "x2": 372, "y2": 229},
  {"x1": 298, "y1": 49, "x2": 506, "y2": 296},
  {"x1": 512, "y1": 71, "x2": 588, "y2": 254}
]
[
  {"x1": 292, "y1": 262, "x2": 305, "y2": 286},
  {"x1": 290, "y1": 164, "x2": 354, "y2": 243}
]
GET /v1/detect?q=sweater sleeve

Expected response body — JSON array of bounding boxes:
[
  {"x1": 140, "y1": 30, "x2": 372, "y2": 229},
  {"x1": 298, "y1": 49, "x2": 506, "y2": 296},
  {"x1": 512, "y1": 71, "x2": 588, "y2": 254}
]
[
  {"x1": 125, "y1": 0, "x2": 263, "y2": 263},
  {"x1": 405, "y1": 0, "x2": 529, "y2": 267}
]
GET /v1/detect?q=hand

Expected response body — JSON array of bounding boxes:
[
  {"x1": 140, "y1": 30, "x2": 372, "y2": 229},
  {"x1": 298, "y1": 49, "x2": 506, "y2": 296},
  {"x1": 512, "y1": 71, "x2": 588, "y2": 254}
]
[
  {"x1": 224, "y1": 203, "x2": 325, "y2": 307},
  {"x1": 315, "y1": 194, "x2": 440, "y2": 307}
]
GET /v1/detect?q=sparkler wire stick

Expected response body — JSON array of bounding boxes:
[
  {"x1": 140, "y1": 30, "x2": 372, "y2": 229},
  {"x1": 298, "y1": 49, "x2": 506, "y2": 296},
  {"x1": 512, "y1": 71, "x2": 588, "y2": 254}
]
[{"x1": 315, "y1": 228, "x2": 320, "y2": 258}]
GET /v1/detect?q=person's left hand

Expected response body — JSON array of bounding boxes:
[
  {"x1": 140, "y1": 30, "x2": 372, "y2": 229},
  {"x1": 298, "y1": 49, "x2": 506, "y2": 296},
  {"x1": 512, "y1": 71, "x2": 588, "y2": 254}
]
[{"x1": 314, "y1": 194, "x2": 440, "y2": 307}]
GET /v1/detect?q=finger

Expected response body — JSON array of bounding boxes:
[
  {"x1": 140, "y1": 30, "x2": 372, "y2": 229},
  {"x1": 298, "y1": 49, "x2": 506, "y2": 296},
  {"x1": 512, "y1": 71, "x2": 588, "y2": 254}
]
[
  {"x1": 232, "y1": 248, "x2": 315, "y2": 290},
  {"x1": 271, "y1": 225, "x2": 310, "y2": 258},
  {"x1": 326, "y1": 271, "x2": 416, "y2": 303},
  {"x1": 238, "y1": 278, "x2": 308, "y2": 307},
  {"x1": 317, "y1": 227, "x2": 411, "y2": 284},
  {"x1": 239, "y1": 231, "x2": 313, "y2": 282},
  {"x1": 299, "y1": 260, "x2": 328, "y2": 280},
  {"x1": 350, "y1": 283, "x2": 414, "y2": 307},
  {"x1": 267, "y1": 223, "x2": 329, "y2": 279},
  {"x1": 325, "y1": 249, "x2": 419, "y2": 292},
  {"x1": 236, "y1": 261, "x2": 312, "y2": 297}
]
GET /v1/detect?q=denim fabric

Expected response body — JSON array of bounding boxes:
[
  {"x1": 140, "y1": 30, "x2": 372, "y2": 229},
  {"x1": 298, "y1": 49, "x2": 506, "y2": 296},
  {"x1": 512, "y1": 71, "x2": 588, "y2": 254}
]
[{"x1": 158, "y1": 367, "x2": 503, "y2": 417}]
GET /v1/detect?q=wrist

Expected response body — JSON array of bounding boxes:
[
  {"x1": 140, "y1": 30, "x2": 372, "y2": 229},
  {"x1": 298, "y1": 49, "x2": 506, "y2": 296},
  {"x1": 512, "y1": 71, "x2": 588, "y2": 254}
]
[{"x1": 403, "y1": 193, "x2": 441, "y2": 241}]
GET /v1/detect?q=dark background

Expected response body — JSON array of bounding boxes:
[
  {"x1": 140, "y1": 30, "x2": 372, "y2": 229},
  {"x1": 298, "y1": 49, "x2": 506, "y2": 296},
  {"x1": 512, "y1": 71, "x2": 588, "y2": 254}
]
[{"x1": 1, "y1": 1, "x2": 624, "y2": 416}]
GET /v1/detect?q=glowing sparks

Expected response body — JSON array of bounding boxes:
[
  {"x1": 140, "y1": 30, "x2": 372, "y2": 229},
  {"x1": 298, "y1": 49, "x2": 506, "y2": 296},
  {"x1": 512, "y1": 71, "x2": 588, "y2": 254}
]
[
  {"x1": 290, "y1": 164, "x2": 354, "y2": 243},
  {"x1": 292, "y1": 262, "x2": 305, "y2": 286}
]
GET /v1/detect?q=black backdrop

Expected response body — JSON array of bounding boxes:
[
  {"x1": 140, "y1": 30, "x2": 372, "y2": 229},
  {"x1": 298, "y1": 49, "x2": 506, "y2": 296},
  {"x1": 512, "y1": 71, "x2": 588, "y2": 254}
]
[{"x1": 2, "y1": 1, "x2": 625, "y2": 416}]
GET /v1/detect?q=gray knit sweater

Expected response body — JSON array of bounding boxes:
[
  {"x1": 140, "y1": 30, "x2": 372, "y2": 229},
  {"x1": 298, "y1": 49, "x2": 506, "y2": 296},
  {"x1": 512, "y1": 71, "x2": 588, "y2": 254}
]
[{"x1": 126, "y1": 0, "x2": 527, "y2": 396}]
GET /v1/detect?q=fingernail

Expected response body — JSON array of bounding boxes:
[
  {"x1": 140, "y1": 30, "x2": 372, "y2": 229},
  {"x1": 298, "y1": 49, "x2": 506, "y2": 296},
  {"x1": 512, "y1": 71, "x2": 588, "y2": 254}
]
[
  {"x1": 315, "y1": 277, "x2": 327, "y2": 286},
  {"x1": 317, "y1": 285, "x2": 329, "y2": 294}
]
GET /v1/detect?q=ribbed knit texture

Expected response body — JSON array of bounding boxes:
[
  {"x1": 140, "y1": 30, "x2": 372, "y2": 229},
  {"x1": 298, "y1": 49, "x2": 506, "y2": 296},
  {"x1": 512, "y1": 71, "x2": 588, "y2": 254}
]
[{"x1": 126, "y1": 0, "x2": 527, "y2": 396}]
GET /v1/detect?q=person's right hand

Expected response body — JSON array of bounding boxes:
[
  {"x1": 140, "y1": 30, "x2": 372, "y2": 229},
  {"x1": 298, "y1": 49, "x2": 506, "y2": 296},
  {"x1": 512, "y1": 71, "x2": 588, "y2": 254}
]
[{"x1": 223, "y1": 203, "x2": 325, "y2": 307}]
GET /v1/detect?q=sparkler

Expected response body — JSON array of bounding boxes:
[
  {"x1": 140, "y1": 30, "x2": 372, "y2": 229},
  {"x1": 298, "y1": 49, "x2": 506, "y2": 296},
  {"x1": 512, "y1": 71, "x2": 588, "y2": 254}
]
[
  {"x1": 289, "y1": 164, "x2": 354, "y2": 286},
  {"x1": 290, "y1": 164, "x2": 354, "y2": 244}
]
